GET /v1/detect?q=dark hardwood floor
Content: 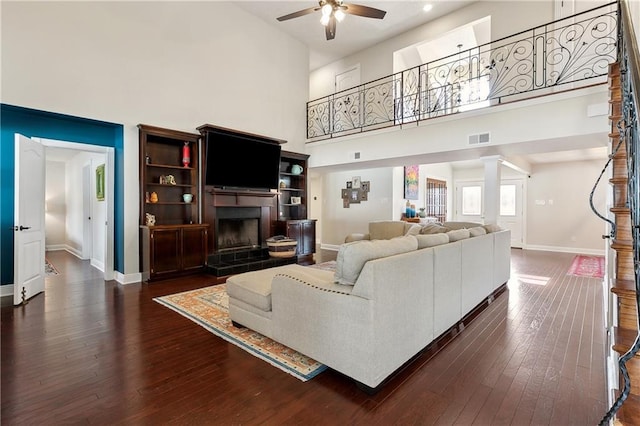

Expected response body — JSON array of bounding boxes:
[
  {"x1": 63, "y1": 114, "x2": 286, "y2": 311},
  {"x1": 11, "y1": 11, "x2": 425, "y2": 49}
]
[{"x1": 1, "y1": 248, "x2": 607, "y2": 425}]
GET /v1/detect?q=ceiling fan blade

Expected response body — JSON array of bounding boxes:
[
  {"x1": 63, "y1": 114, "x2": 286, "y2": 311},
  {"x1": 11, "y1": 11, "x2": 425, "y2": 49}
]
[
  {"x1": 276, "y1": 6, "x2": 320, "y2": 22},
  {"x1": 325, "y1": 15, "x2": 336, "y2": 40},
  {"x1": 342, "y1": 3, "x2": 386, "y2": 19}
]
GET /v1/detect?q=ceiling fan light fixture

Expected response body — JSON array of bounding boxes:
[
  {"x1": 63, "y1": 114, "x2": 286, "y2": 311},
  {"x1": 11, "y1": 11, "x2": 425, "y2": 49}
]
[
  {"x1": 320, "y1": 14, "x2": 331, "y2": 26},
  {"x1": 321, "y1": 4, "x2": 333, "y2": 16},
  {"x1": 334, "y1": 9, "x2": 345, "y2": 22},
  {"x1": 423, "y1": 3, "x2": 433, "y2": 12}
]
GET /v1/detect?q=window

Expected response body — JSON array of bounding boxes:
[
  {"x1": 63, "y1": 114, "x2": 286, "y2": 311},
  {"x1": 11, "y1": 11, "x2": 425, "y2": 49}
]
[
  {"x1": 500, "y1": 184, "x2": 516, "y2": 216},
  {"x1": 426, "y1": 178, "x2": 447, "y2": 223},
  {"x1": 462, "y1": 185, "x2": 482, "y2": 215}
]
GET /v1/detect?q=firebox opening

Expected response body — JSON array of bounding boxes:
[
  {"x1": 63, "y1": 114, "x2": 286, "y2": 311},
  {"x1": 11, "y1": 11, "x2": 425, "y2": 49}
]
[{"x1": 215, "y1": 207, "x2": 262, "y2": 252}]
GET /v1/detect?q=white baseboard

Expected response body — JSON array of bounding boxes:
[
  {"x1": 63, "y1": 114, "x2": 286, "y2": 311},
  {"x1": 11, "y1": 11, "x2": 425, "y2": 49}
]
[
  {"x1": 523, "y1": 244, "x2": 605, "y2": 256},
  {"x1": 0, "y1": 284, "x2": 14, "y2": 297},
  {"x1": 45, "y1": 244, "x2": 66, "y2": 252},
  {"x1": 320, "y1": 243, "x2": 341, "y2": 252},
  {"x1": 91, "y1": 259, "x2": 105, "y2": 273}
]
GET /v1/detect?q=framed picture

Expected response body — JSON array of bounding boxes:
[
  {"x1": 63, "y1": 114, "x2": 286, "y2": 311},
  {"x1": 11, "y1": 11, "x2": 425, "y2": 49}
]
[
  {"x1": 404, "y1": 165, "x2": 419, "y2": 200},
  {"x1": 359, "y1": 190, "x2": 368, "y2": 201},
  {"x1": 350, "y1": 189, "x2": 361, "y2": 203},
  {"x1": 346, "y1": 181, "x2": 352, "y2": 189},
  {"x1": 341, "y1": 189, "x2": 349, "y2": 198},
  {"x1": 361, "y1": 181, "x2": 370, "y2": 192},
  {"x1": 352, "y1": 176, "x2": 361, "y2": 189},
  {"x1": 96, "y1": 164, "x2": 105, "y2": 201},
  {"x1": 343, "y1": 198, "x2": 350, "y2": 208}
]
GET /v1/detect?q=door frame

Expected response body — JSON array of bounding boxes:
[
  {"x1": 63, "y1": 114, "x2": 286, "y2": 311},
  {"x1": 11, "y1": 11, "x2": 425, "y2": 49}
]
[{"x1": 39, "y1": 138, "x2": 115, "y2": 281}]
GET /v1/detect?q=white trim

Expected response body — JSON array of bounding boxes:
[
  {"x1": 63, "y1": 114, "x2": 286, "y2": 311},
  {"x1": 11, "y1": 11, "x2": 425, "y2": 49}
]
[
  {"x1": 65, "y1": 246, "x2": 84, "y2": 259},
  {"x1": 45, "y1": 245, "x2": 67, "y2": 251},
  {"x1": 320, "y1": 243, "x2": 341, "y2": 252},
  {"x1": 91, "y1": 259, "x2": 105, "y2": 272},
  {"x1": 523, "y1": 244, "x2": 605, "y2": 256},
  {"x1": 1, "y1": 285, "x2": 14, "y2": 297},
  {"x1": 115, "y1": 271, "x2": 142, "y2": 285}
]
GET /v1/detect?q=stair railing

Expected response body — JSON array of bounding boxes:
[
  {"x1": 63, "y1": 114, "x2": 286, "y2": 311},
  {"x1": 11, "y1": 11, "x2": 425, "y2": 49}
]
[
  {"x1": 307, "y1": 2, "x2": 618, "y2": 141},
  {"x1": 599, "y1": 0, "x2": 640, "y2": 423}
]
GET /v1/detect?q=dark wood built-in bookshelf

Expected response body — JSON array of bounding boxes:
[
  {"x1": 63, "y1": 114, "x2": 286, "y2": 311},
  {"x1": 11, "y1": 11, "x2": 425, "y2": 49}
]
[{"x1": 138, "y1": 124, "x2": 208, "y2": 281}]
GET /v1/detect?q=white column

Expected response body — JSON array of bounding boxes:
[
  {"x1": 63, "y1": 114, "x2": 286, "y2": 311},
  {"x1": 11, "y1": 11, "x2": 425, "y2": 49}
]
[{"x1": 482, "y1": 156, "x2": 502, "y2": 225}]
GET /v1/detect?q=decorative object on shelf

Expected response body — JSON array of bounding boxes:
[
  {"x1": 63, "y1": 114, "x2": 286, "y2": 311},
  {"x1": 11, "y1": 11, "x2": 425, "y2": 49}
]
[
  {"x1": 145, "y1": 213, "x2": 156, "y2": 226},
  {"x1": 145, "y1": 192, "x2": 150, "y2": 203},
  {"x1": 279, "y1": 180, "x2": 286, "y2": 189},
  {"x1": 404, "y1": 165, "x2": 419, "y2": 200},
  {"x1": 96, "y1": 163, "x2": 105, "y2": 201},
  {"x1": 418, "y1": 207, "x2": 426, "y2": 218},
  {"x1": 266, "y1": 235, "x2": 297, "y2": 258},
  {"x1": 291, "y1": 196, "x2": 301, "y2": 205},
  {"x1": 341, "y1": 179, "x2": 371, "y2": 208},
  {"x1": 183, "y1": 193, "x2": 193, "y2": 203},
  {"x1": 159, "y1": 174, "x2": 176, "y2": 185},
  {"x1": 182, "y1": 141, "x2": 191, "y2": 167},
  {"x1": 145, "y1": 154, "x2": 151, "y2": 164},
  {"x1": 150, "y1": 191, "x2": 159, "y2": 203},
  {"x1": 291, "y1": 164, "x2": 303, "y2": 175}
]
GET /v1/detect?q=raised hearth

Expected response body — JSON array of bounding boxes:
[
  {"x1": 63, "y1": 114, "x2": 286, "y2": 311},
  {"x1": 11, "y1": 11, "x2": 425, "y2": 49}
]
[{"x1": 207, "y1": 247, "x2": 296, "y2": 277}]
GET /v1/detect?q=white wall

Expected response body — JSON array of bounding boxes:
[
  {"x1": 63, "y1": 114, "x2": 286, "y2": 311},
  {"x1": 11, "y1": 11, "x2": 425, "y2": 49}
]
[
  {"x1": 45, "y1": 161, "x2": 67, "y2": 249},
  {"x1": 2, "y1": 1, "x2": 310, "y2": 277},
  {"x1": 64, "y1": 153, "x2": 106, "y2": 264}
]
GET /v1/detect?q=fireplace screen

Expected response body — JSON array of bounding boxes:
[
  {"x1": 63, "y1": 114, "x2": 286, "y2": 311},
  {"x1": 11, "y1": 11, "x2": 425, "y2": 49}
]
[{"x1": 215, "y1": 207, "x2": 261, "y2": 251}]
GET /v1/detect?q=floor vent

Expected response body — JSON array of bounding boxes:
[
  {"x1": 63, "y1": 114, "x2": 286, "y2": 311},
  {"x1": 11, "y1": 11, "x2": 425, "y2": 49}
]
[{"x1": 468, "y1": 132, "x2": 491, "y2": 145}]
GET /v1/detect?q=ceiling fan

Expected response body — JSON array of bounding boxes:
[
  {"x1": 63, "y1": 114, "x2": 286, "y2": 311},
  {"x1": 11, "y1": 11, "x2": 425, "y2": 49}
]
[{"x1": 276, "y1": 0, "x2": 387, "y2": 41}]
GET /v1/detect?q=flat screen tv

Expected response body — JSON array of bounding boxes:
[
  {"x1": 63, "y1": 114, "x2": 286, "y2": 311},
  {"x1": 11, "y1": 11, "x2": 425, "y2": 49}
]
[{"x1": 204, "y1": 129, "x2": 282, "y2": 190}]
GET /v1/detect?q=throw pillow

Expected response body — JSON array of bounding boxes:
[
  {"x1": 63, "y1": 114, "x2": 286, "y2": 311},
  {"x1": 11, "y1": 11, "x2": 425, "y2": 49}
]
[
  {"x1": 446, "y1": 228, "x2": 470, "y2": 242},
  {"x1": 405, "y1": 224, "x2": 422, "y2": 236},
  {"x1": 483, "y1": 223, "x2": 502, "y2": 233},
  {"x1": 469, "y1": 226, "x2": 487, "y2": 237},
  {"x1": 334, "y1": 235, "x2": 418, "y2": 285},
  {"x1": 369, "y1": 221, "x2": 407, "y2": 240},
  {"x1": 420, "y1": 223, "x2": 450, "y2": 234},
  {"x1": 415, "y1": 233, "x2": 450, "y2": 249}
]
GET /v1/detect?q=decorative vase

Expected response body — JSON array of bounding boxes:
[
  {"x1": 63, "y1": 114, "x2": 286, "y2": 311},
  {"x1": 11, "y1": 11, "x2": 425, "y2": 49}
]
[
  {"x1": 182, "y1": 142, "x2": 190, "y2": 168},
  {"x1": 150, "y1": 192, "x2": 158, "y2": 203},
  {"x1": 291, "y1": 164, "x2": 303, "y2": 175},
  {"x1": 182, "y1": 193, "x2": 193, "y2": 203}
]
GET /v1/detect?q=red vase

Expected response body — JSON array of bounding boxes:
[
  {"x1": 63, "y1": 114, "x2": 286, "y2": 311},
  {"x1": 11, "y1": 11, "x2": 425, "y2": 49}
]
[{"x1": 182, "y1": 142, "x2": 190, "y2": 168}]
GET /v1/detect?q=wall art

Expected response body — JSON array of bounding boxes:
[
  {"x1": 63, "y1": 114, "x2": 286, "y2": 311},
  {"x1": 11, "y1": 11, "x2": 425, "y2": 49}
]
[{"x1": 404, "y1": 165, "x2": 419, "y2": 200}]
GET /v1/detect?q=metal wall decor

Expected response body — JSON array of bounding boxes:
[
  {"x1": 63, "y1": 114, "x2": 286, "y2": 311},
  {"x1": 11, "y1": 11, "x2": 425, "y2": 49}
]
[{"x1": 342, "y1": 177, "x2": 370, "y2": 208}]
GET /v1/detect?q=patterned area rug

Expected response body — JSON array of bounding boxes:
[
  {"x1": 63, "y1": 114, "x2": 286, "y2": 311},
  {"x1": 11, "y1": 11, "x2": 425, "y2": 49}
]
[
  {"x1": 45, "y1": 258, "x2": 59, "y2": 276},
  {"x1": 567, "y1": 255, "x2": 605, "y2": 278},
  {"x1": 154, "y1": 284, "x2": 327, "y2": 381},
  {"x1": 309, "y1": 260, "x2": 336, "y2": 272}
]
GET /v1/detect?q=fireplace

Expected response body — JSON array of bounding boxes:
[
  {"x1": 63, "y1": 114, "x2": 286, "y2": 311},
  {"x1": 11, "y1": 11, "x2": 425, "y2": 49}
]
[
  {"x1": 216, "y1": 207, "x2": 261, "y2": 251},
  {"x1": 205, "y1": 189, "x2": 296, "y2": 277}
]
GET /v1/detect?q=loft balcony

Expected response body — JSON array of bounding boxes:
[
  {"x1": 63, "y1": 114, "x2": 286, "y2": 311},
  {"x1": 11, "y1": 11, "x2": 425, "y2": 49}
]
[{"x1": 306, "y1": 2, "x2": 618, "y2": 142}]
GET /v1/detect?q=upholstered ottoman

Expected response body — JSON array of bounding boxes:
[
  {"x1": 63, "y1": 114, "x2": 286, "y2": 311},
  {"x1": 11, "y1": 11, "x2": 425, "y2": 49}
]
[
  {"x1": 226, "y1": 264, "x2": 334, "y2": 339},
  {"x1": 226, "y1": 264, "x2": 307, "y2": 338}
]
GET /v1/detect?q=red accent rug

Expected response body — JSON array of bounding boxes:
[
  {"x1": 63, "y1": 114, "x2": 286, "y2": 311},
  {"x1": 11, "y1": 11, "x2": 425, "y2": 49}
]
[
  {"x1": 567, "y1": 255, "x2": 604, "y2": 278},
  {"x1": 154, "y1": 284, "x2": 326, "y2": 381}
]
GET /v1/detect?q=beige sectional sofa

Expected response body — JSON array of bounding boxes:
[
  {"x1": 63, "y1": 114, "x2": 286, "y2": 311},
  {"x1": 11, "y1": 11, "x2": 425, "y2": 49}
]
[{"x1": 226, "y1": 221, "x2": 510, "y2": 392}]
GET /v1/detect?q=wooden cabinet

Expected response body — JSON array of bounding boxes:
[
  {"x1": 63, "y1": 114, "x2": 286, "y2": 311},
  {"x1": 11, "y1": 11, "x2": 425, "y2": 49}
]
[
  {"x1": 141, "y1": 224, "x2": 209, "y2": 281},
  {"x1": 138, "y1": 124, "x2": 208, "y2": 281},
  {"x1": 275, "y1": 219, "x2": 317, "y2": 265},
  {"x1": 276, "y1": 151, "x2": 316, "y2": 264}
]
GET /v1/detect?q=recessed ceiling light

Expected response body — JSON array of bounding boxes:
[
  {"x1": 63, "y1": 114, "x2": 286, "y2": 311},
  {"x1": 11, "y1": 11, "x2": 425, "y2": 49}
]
[{"x1": 423, "y1": 4, "x2": 433, "y2": 12}]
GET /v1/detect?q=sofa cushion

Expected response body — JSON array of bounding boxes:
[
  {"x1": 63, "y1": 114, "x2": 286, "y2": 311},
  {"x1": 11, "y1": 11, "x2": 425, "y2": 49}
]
[
  {"x1": 469, "y1": 226, "x2": 487, "y2": 237},
  {"x1": 483, "y1": 223, "x2": 503, "y2": 233},
  {"x1": 369, "y1": 221, "x2": 407, "y2": 240},
  {"x1": 416, "y1": 233, "x2": 450, "y2": 249},
  {"x1": 446, "y1": 228, "x2": 470, "y2": 242},
  {"x1": 420, "y1": 223, "x2": 450, "y2": 234},
  {"x1": 334, "y1": 235, "x2": 418, "y2": 285}
]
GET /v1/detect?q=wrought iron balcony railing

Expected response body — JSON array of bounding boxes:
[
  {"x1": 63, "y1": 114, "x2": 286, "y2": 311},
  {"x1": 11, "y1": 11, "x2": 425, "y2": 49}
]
[{"x1": 307, "y1": 2, "x2": 618, "y2": 141}]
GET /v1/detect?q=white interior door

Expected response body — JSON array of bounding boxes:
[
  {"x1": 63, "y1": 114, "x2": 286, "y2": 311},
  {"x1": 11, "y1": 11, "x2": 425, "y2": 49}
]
[
  {"x1": 455, "y1": 181, "x2": 484, "y2": 223},
  {"x1": 14, "y1": 134, "x2": 45, "y2": 305},
  {"x1": 335, "y1": 65, "x2": 360, "y2": 92},
  {"x1": 498, "y1": 179, "x2": 524, "y2": 248}
]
